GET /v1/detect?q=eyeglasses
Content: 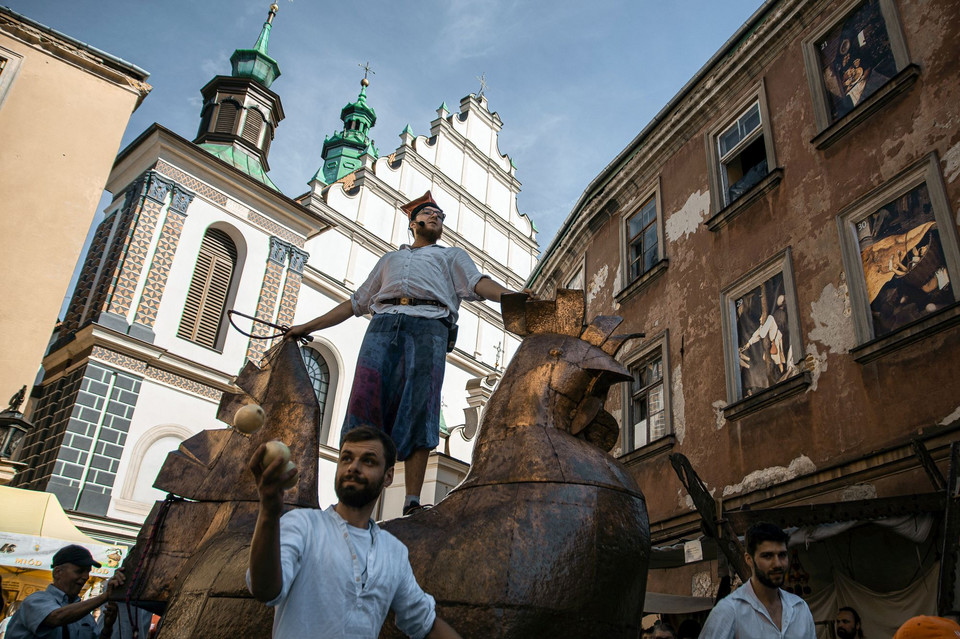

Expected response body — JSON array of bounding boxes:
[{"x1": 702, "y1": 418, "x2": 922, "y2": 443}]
[{"x1": 416, "y1": 209, "x2": 446, "y2": 221}]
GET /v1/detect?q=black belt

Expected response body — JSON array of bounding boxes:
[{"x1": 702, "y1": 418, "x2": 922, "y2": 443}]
[{"x1": 379, "y1": 297, "x2": 446, "y2": 308}]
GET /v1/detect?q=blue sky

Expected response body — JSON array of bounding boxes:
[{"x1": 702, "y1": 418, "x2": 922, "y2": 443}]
[{"x1": 10, "y1": 0, "x2": 764, "y2": 252}]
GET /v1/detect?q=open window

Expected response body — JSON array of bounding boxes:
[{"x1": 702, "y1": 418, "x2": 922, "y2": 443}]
[{"x1": 705, "y1": 83, "x2": 781, "y2": 230}]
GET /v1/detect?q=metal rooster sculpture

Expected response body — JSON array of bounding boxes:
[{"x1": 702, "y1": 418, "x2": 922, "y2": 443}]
[
  {"x1": 115, "y1": 290, "x2": 650, "y2": 638},
  {"x1": 381, "y1": 289, "x2": 650, "y2": 638}
]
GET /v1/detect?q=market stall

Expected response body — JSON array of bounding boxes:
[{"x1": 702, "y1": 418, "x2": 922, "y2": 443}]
[{"x1": 0, "y1": 486, "x2": 126, "y2": 616}]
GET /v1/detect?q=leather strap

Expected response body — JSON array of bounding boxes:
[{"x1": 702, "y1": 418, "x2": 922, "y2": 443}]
[{"x1": 378, "y1": 297, "x2": 446, "y2": 308}]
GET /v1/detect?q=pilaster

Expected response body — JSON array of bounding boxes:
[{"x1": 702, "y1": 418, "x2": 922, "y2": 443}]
[{"x1": 245, "y1": 237, "x2": 290, "y2": 363}]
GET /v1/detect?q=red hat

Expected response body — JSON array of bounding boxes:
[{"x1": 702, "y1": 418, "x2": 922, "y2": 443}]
[
  {"x1": 893, "y1": 616, "x2": 960, "y2": 639},
  {"x1": 401, "y1": 191, "x2": 442, "y2": 219}
]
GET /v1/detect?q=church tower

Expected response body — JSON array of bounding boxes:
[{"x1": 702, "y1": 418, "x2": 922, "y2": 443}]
[
  {"x1": 193, "y1": 3, "x2": 284, "y2": 189},
  {"x1": 312, "y1": 76, "x2": 378, "y2": 185}
]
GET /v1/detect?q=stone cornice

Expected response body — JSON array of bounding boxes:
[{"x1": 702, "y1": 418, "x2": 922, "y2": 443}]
[
  {"x1": 0, "y1": 7, "x2": 151, "y2": 106},
  {"x1": 41, "y1": 323, "x2": 237, "y2": 395},
  {"x1": 110, "y1": 125, "x2": 334, "y2": 241}
]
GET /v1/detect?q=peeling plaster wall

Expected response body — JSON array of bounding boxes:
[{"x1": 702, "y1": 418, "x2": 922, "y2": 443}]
[
  {"x1": 665, "y1": 189, "x2": 710, "y2": 244},
  {"x1": 722, "y1": 455, "x2": 817, "y2": 497},
  {"x1": 532, "y1": 0, "x2": 960, "y2": 539}
]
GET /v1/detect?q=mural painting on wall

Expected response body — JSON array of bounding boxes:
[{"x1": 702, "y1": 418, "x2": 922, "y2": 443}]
[
  {"x1": 816, "y1": 0, "x2": 896, "y2": 122},
  {"x1": 736, "y1": 271, "x2": 797, "y2": 397},
  {"x1": 856, "y1": 182, "x2": 953, "y2": 337}
]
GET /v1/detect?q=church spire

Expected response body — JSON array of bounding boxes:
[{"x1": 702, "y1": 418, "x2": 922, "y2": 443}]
[
  {"x1": 312, "y1": 70, "x2": 379, "y2": 185},
  {"x1": 231, "y1": 3, "x2": 281, "y2": 88},
  {"x1": 193, "y1": 2, "x2": 285, "y2": 191}
]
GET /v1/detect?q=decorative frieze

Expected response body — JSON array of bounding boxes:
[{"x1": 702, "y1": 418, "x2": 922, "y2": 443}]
[
  {"x1": 247, "y1": 209, "x2": 305, "y2": 247},
  {"x1": 155, "y1": 160, "x2": 228, "y2": 206}
]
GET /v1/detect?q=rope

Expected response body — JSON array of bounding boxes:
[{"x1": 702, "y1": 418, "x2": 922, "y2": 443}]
[{"x1": 226, "y1": 309, "x2": 312, "y2": 343}]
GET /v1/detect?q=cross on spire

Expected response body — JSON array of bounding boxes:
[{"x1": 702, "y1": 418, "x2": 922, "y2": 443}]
[
  {"x1": 476, "y1": 72, "x2": 489, "y2": 99},
  {"x1": 494, "y1": 341, "x2": 504, "y2": 370},
  {"x1": 359, "y1": 61, "x2": 376, "y2": 81}
]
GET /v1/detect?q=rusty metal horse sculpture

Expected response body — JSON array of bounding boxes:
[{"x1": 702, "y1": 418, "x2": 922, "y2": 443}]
[{"x1": 116, "y1": 290, "x2": 649, "y2": 638}]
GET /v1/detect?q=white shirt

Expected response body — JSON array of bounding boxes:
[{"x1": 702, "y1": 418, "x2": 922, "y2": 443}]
[
  {"x1": 246, "y1": 506, "x2": 436, "y2": 639},
  {"x1": 351, "y1": 244, "x2": 488, "y2": 323},
  {"x1": 699, "y1": 580, "x2": 816, "y2": 639}
]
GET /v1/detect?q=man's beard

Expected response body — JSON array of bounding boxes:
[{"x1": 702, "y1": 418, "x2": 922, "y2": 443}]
[
  {"x1": 754, "y1": 566, "x2": 785, "y2": 589},
  {"x1": 335, "y1": 472, "x2": 385, "y2": 508},
  {"x1": 416, "y1": 225, "x2": 442, "y2": 243},
  {"x1": 836, "y1": 627, "x2": 856, "y2": 639}
]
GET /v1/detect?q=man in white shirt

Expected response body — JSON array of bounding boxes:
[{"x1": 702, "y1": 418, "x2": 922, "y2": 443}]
[
  {"x1": 699, "y1": 523, "x2": 815, "y2": 639},
  {"x1": 247, "y1": 425, "x2": 462, "y2": 639},
  {"x1": 286, "y1": 191, "x2": 527, "y2": 515}
]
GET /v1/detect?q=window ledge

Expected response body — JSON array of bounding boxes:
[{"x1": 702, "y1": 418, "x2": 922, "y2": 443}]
[
  {"x1": 723, "y1": 371, "x2": 811, "y2": 421},
  {"x1": 615, "y1": 258, "x2": 669, "y2": 305},
  {"x1": 620, "y1": 434, "x2": 676, "y2": 469},
  {"x1": 812, "y1": 64, "x2": 921, "y2": 151},
  {"x1": 705, "y1": 168, "x2": 784, "y2": 232},
  {"x1": 852, "y1": 301, "x2": 960, "y2": 365}
]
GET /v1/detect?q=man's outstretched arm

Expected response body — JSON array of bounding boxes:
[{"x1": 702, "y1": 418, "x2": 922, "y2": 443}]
[
  {"x1": 425, "y1": 616, "x2": 463, "y2": 639},
  {"x1": 247, "y1": 444, "x2": 296, "y2": 602},
  {"x1": 474, "y1": 278, "x2": 534, "y2": 303},
  {"x1": 283, "y1": 299, "x2": 354, "y2": 341}
]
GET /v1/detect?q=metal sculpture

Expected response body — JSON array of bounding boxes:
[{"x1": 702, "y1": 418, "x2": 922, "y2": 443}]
[
  {"x1": 380, "y1": 289, "x2": 650, "y2": 638},
  {"x1": 115, "y1": 290, "x2": 650, "y2": 638},
  {"x1": 115, "y1": 339, "x2": 318, "y2": 637}
]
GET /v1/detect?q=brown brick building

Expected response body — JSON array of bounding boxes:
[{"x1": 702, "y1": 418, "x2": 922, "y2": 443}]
[{"x1": 529, "y1": 0, "x2": 960, "y2": 631}]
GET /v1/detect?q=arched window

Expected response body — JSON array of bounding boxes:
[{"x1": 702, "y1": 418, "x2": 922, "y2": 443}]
[
  {"x1": 178, "y1": 227, "x2": 237, "y2": 349},
  {"x1": 215, "y1": 100, "x2": 239, "y2": 134},
  {"x1": 301, "y1": 346, "x2": 330, "y2": 424}
]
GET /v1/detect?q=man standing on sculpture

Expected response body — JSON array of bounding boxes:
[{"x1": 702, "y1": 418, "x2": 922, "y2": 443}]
[
  {"x1": 699, "y1": 522, "x2": 815, "y2": 638},
  {"x1": 285, "y1": 191, "x2": 528, "y2": 515},
  {"x1": 247, "y1": 425, "x2": 462, "y2": 638}
]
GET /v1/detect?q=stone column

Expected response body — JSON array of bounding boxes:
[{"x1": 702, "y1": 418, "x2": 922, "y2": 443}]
[{"x1": 275, "y1": 247, "x2": 309, "y2": 328}]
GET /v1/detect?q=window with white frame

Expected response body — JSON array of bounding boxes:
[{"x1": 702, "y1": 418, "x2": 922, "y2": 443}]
[
  {"x1": 301, "y1": 346, "x2": 330, "y2": 426},
  {"x1": 626, "y1": 195, "x2": 659, "y2": 283},
  {"x1": 624, "y1": 339, "x2": 669, "y2": 452},
  {"x1": 0, "y1": 45, "x2": 25, "y2": 111},
  {"x1": 837, "y1": 154, "x2": 960, "y2": 345},
  {"x1": 716, "y1": 102, "x2": 767, "y2": 207},
  {"x1": 720, "y1": 250, "x2": 803, "y2": 402}
]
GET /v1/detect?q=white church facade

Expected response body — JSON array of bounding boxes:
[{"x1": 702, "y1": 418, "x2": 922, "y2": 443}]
[{"x1": 12, "y1": 6, "x2": 537, "y2": 540}]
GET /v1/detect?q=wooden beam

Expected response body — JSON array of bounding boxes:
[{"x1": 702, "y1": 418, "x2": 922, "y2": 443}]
[
  {"x1": 912, "y1": 438, "x2": 947, "y2": 491},
  {"x1": 938, "y1": 441, "x2": 960, "y2": 615},
  {"x1": 669, "y1": 453, "x2": 751, "y2": 582}
]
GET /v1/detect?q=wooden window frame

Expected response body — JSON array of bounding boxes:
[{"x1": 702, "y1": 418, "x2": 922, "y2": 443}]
[
  {"x1": 0, "y1": 45, "x2": 24, "y2": 112},
  {"x1": 837, "y1": 153, "x2": 960, "y2": 362},
  {"x1": 177, "y1": 227, "x2": 238, "y2": 351},
  {"x1": 801, "y1": 0, "x2": 917, "y2": 150},
  {"x1": 620, "y1": 332, "x2": 671, "y2": 453},
  {"x1": 704, "y1": 81, "x2": 782, "y2": 231},
  {"x1": 720, "y1": 248, "x2": 806, "y2": 408},
  {"x1": 616, "y1": 179, "x2": 667, "y2": 303}
]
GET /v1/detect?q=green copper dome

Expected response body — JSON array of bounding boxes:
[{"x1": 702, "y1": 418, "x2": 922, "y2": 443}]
[
  {"x1": 231, "y1": 3, "x2": 281, "y2": 88},
  {"x1": 314, "y1": 79, "x2": 380, "y2": 185}
]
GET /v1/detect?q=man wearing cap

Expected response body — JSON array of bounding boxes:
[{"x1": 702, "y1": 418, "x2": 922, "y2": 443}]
[
  {"x1": 286, "y1": 190, "x2": 529, "y2": 515},
  {"x1": 5, "y1": 544, "x2": 124, "y2": 638}
]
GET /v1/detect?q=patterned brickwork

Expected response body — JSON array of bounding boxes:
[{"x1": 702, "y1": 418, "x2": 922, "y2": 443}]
[
  {"x1": 276, "y1": 270, "x2": 302, "y2": 327},
  {"x1": 245, "y1": 258, "x2": 284, "y2": 364},
  {"x1": 155, "y1": 160, "x2": 228, "y2": 206},
  {"x1": 105, "y1": 195, "x2": 166, "y2": 317},
  {"x1": 90, "y1": 346, "x2": 221, "y2": 401},
  {"x1": 62, "y1": 214, "x2": 116, "y2": 331},
  {"x1": 134, "y1": 208, "x2": 188, "y2": 327},
  {"x1": 247, "y1": 209, "x2": 305, "y2": 247},
  {"x1": 87, "y1": 182, "x2": 145, "y2": 324}
]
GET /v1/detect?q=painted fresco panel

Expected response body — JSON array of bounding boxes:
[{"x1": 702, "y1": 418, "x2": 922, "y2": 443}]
[
  {"x1": 815, "y1": 0, "x2": 896, "y2": 122},
  {"x1": 735, "y1": 271, "x2": 799, "y2": 397},
  {"x1": 856, "y1": 182, "x2": 953, "y2": 337}
]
